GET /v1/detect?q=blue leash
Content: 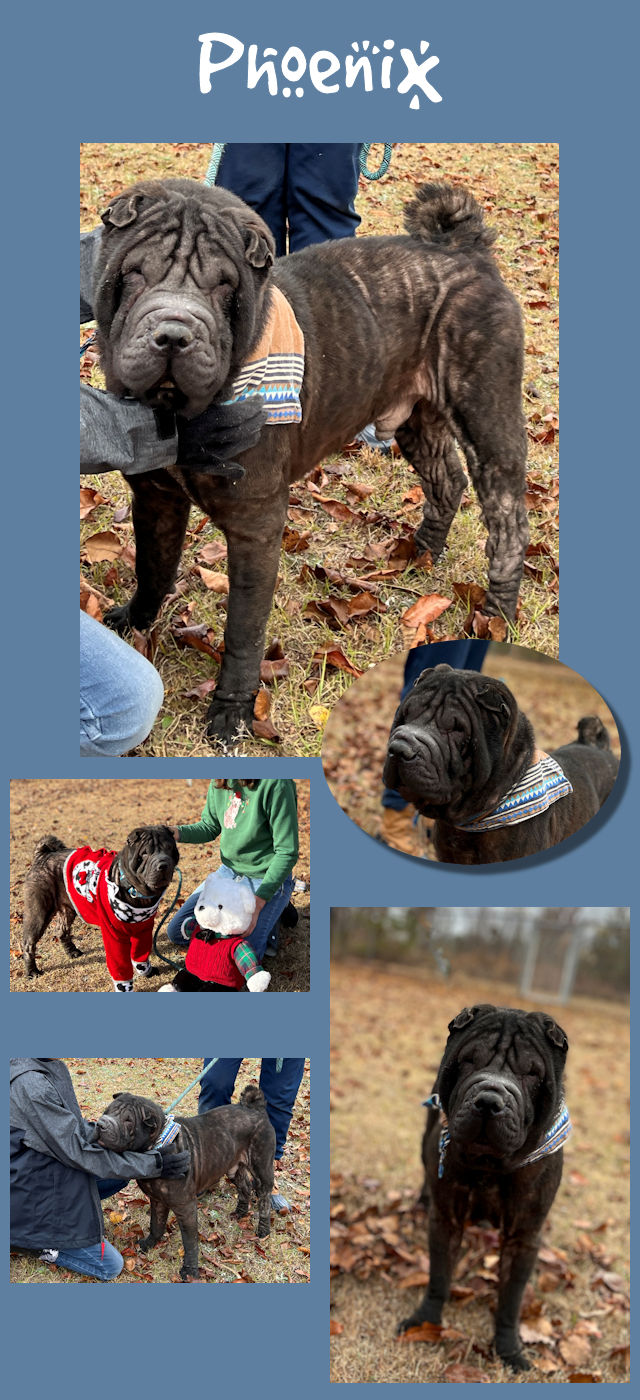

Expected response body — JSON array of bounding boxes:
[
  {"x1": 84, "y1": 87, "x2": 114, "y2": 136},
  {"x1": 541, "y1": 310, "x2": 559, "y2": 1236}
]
[
  {"x1": 166, "y1": 1058, "x2": 284, "y2": 1114},
  {"x1": 151, "y1": 868, "x2": 184, "y2": 972},
  {"x1": 203, "y1": 142, "x2": 392, "y2": 187}
]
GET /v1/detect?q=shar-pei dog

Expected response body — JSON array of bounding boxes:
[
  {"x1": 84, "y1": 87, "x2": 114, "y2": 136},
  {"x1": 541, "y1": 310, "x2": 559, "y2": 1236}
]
[
  {"x1": 383, "y1": 665, "x2": 618, "y2": 863},
  {"x1": 92, "y1": 176, "x2": 529, "y2": 741},
  {"x1": 399, "y1": 1004, "x2": 570, "y2": 1370},
  {"x1": 21, "y1": 825, "x2": 179, "y2": 982},
  {"x1": 95, "y1": 1086, "x2": 275, "y2": 1280}
]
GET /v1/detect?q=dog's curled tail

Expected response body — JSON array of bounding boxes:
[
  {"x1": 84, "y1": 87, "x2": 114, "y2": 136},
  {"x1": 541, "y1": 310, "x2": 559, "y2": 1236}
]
[
  {"x1": 239, "y1": 1085, "x2": 267, "y2": 1110},
  {"x1": 404, "y1": 183, "x2": 496, "y2": 251},
  {"x1": 32, "y1": 834, "x2": 67, "y2": 864},
  {"x1": 576, "y1": 716, "x2": 610, "y2": 750}
]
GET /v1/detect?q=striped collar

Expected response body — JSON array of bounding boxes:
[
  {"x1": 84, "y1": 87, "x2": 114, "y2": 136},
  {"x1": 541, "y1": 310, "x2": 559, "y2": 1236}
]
[
  {"x1": 153, "y1": 1115, "x2": 181, "y2": 1150},
  {"x1": 424, "y1": 1094, "x2": 572, "y2": 1178},
  {"x1": 454, "y1": 749, "x2": 573, "y2": 831}
]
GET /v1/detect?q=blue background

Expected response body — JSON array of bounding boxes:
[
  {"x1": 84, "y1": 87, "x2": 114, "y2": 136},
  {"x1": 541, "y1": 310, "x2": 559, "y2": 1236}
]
[{"x1": 5, "y1": 0, "x2": 635, "y2": 1395}]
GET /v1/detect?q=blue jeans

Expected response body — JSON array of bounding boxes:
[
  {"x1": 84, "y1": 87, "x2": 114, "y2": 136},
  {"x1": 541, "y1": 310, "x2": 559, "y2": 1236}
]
[
  {"x1": 216, "y1": 144, "x2": 362, "y2": 256},
  {"x1": 198, "y1": 1059, "x2": 305, "y2": 1157},
  {"x1": 80, "y1": 611, "x2": 164, "y2": 757},
  {"x1": 382, "y1": 640, "x2": 490, "y2": 810},
  {"x1": 167, "y1": 869, "x2": 295, "y2": 962},
  {"x1": 48, "y1": 1178, "x2": 127, "y2": 1280}
]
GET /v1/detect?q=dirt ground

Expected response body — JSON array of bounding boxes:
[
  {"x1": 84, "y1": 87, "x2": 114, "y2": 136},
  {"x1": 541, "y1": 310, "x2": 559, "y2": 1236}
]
[
  {"x1": 9, "y1": 780, "x2": 310, "y2": 992},
  {"x1": 10, "y1": 1058, "x2": 310, "y2": 1283},
  {"x1": 321, "y1": 645, "x2": 621, "y2": 859},
  {"x1": 80, "y1": 141, "x2": 559, "y2": 757},
  {"x1": 330, "y1": 962, "x2": 630, "y2": 1383}
]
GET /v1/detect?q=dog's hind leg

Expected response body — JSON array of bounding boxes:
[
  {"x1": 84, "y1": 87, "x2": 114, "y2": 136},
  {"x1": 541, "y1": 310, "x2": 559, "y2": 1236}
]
[
  {"x1": 22, "y1": 888, "x2": 59, "y2": 978},
  {"x1": 173, "y1": 1199, "x2": 200, "y2": 1280},
  {"x1": 104, "y1": 471, "x2": 191, "y2": 633},
  {"x1": 230, "y1": 1163, "x2": 253, "y2": 1222},
  {"x1": 58, "y1": 906, "x2": 83, "y2": 962},
  {"x1": 451, "y1": 355, "x2": 529, "y2": 621},
  {"x1": 394, "y1": 402, "x2": 468, "y2": 561}
]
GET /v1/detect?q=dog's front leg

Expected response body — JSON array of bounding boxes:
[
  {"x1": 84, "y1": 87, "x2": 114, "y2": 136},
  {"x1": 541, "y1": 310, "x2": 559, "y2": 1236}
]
[
  {"x1": 398, "y1": 1204, "x2": 464, "y2": 1333},
  {"x1": 205, "y1": 486, "x2": 289, "y2": 743},
  {"x1": 174, "y1": 1199, "x2": 200, "y2": 1281},
  {"x1": 103, "y1": 470, "x2": 191, "y2": 634},
  {"x1": 139, "y1": 1195, "x2": 170, "y2": 1254}
]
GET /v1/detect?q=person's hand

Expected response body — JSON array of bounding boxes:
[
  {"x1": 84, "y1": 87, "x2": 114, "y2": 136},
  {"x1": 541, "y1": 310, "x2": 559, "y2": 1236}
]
[
  {"x1": 158, "y1": 1148, "x2": 191, "y2": 1179},
  {"x1": 167, "y1": 826, "x2": 180, "y2": 842},
  {"x1": 176, "y1": 397, "x2": 267, "y2": 479},
  {"x1": 245, "y1": 895, "x2": 266, "y2": 937}
]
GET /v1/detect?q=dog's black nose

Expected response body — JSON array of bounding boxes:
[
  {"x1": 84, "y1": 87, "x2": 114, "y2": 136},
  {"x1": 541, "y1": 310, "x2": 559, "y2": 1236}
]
[
  {"x1": 474, "y1": 1090, "x2": 506, "y2": 1116},
  {"x1": 388, "y1": 731, "x2": 416, "y2": 761},
  {"x1": 153, "y1": 320, "x2": 194, "y2": 350}
]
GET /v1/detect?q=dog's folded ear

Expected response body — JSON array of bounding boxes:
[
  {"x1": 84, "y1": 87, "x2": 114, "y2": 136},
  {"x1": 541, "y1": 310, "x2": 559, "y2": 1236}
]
[
  {"x1": 448, "y1": 1003, "x2": 495, "y2": 1034},
  {"x1": 241, "y1": 217, "x2": 275, "y2": 270},
  {"x1": 541, "y1": 1014, "x2": 569, "y2": 1051},
  {"x1": 101, "y1": 193, "x2": 146, "y2": 229}
]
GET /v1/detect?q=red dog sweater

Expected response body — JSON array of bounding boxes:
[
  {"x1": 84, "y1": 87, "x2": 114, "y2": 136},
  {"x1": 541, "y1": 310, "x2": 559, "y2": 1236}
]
[
  {"x1": 185, "y1": 932, "x2": 257, "y2": 989},
  {"x1": 63, "y1": 847, "x2": 162, "y2": 981}
]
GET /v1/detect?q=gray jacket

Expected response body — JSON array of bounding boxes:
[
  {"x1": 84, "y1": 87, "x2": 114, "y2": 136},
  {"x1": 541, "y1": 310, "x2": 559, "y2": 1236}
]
[{"x1": 81, "y1": 228, "x2": 178, "y2": 476}]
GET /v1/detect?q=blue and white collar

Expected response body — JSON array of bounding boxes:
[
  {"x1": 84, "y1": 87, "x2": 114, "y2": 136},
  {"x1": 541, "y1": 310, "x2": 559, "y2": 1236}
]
[
  {"x1": 154, "y1": 1114, "x2": 181, "y2": 1150},
  {"x1": 424, "y1": 1094, "x2": 572, "y2": 1178},
  {"x1": 454, "y1": 749, "x2": 573, "y2": 832}
]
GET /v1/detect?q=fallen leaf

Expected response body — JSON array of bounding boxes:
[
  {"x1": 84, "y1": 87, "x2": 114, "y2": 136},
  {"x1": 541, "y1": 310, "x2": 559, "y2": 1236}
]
[
  {"x1": 197, "y1": 567, "x2": 229, "y2": 593},
  {"x1": 309, "y1": 704, "x2": 330, "y2": 730},
  {"x1": 282, "y1": 526, "x2": 311, "y2": 553},
  {"x1": 196, "y1": 540, "x2": 227, "y2": 566},
  {"x1": 400, "y1": 594, "x2": 452, "y2": 628},
  {"x1": 312, "y1": 647, "x2": 363, "y2": 678},
  {"x1": 441, "y1": 1364, "x2": 490, "y2": 1382},
  {"x1": 559, "y1": 1334, "x2": 593, "y2": 1368},
  {"x1": 330, "y1": 1320, "x2": 344, "y2": 1336},
  {"x1": 81, "y1": 530, "x2": 124, "y2": 563},
  {"x1": 80, "y1": 487, "x2": 106, "y2": 519}
]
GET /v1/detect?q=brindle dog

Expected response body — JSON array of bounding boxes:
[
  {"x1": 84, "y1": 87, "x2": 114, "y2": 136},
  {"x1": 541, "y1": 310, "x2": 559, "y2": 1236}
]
[
  {"x1": 92, "y1": 178, "x2": 529, "y2": 742},
  {"x1": 95, "y1": 1086, "x2": 275, "y2": 1280}
]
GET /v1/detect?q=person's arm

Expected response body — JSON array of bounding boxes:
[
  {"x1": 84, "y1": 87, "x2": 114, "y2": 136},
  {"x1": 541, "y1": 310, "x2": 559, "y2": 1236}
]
[
  {"x1": 13, "y1": 1079, "x2": 166, "y2": 1180},
  {"x1": 81, "y1": 385, "x2": 179, "y2": 476},
  {"x1": 81, "y1": 227, "x2": 101, "y2": 322},
  {"x1": 255, "y1": 781, "x2": 299, "y2": 901},
  {"x1": 177, "y1": 787, "x2": 223, "y2": 844}
]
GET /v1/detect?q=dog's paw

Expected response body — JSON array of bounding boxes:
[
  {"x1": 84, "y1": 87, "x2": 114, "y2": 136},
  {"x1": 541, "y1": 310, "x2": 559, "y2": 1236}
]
[
  {"x1": 257, "y1": 1224, "x2": 271, "y2": 1239},
  {"x1": 139, "y1": 1236, "x2": 153, "y2": 1254},
  {"x1": 103, "y1": 602, "x2": 134, "y2": 635},
  {"x1": 499, "y1": 1351, "x2": 531, "y2": 1373},
  {"x1": 25, "y1": 963, "x2": 42, "y2": 978},
  {"x1": 67, "y1": 945, "x2": 83, "y2": 960},
  {"x1": 206, "y1": 695, "x2": 255, "y2": 744},
  {"x1": 179, "y1": 1266, "x2": 200, "y2": 1282}
]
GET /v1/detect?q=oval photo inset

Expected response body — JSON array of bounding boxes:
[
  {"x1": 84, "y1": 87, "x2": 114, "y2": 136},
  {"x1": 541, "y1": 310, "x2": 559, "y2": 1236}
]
[{"x1": 321, "y1": 641, "x2": 620, "y2": 865}]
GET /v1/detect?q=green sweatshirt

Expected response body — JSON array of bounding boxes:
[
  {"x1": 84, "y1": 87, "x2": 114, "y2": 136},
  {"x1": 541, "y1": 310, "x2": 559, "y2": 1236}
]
[{"x1": 177, "y1": 780, "x2": 299, "y2": 901}]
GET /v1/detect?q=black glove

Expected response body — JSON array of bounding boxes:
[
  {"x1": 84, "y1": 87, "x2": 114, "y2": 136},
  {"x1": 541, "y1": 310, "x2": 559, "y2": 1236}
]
[
  {"x1": 176, "y1": 396, "x2": 268, "y2": 480},
  {"x1": 158, "y1": 1148, "x2": 191, "y2": 1179}
]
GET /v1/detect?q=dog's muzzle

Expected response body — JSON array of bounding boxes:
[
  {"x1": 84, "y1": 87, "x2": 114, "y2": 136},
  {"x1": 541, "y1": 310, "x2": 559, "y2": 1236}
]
[
  {"x1": 94, "y1": 1114, "x2": 121, "y2": 1147},
  {"x1": 450, "y1": 1075, "x2": 526, "y2": 1153},
  {"x1": 384, "y1": 724, "x2": 451, "y2": 801}
]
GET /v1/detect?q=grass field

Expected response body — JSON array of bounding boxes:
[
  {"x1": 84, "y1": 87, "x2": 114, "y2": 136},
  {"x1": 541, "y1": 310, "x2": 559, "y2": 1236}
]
[
  {"x1": 80, "y1": 142, "x2": 559, "y2": 756},
  {"x1": 9, "y1": 779, "x2": 310, "y2": 992},
  {"x1": 330, "y1": 962, "x2": 629, "y2": 1383},
  {"x1": 10, "y1": 1058, "x2": 310, "y2": 1284}
]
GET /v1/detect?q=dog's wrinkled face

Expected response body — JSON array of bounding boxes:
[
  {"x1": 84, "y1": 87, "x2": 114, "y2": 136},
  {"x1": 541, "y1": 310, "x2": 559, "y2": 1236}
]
[
  {"x1": 120, "y1": 825, "x2": 179, "y2": 898},
  {"x1": 94, "y1": 178, "x2": 275, "y2": 418},
  {"x1": 383, "y1": 665, "x2": 533, "y2": 822},
  {"x1": 95, "y1": 1092, "x2": 164, "y2": 1151},
  {"x1": 194, "y1": 869, "x2": 256, "y2": 938},
  {"x1": 436, "y1": 1004, "x2": 569, "y2": 1160}
]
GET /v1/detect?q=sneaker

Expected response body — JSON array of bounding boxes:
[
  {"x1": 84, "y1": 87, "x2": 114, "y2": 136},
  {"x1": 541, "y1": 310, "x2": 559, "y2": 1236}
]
[
  {"x1": 355, "y1": 423, "x2": 395, "y2": 455},
  {"x1": 39, "y1": 1249, "x2": 59, "y2": 1263},
  {"x1": 112, "y1": 979, "x2": 134, "y2": 992},
  {"x1": 133, "y1": 959, "x2": 152, "y2": 978},
  {"x1": 270, "y1": 1191, "x2": 290, "y2": 1213}
]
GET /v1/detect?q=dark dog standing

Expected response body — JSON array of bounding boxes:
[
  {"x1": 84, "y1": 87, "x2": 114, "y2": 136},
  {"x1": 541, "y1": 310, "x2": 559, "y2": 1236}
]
[
  {"x1": 92, "y1": 178, "x2": 528, "y2": 741},
  {"x1": 384, "y1": 665, "x2": 618, "y2": 863},
  {"x1": 400, "y1": 1005, "x2": 570, "y2": 1370},
  {"x1": 21, "y1": 825, "x2": 178, "y2": 977},
  {"x1": 95, "y1": 1087, "x2": 275, "y2": 1280}
]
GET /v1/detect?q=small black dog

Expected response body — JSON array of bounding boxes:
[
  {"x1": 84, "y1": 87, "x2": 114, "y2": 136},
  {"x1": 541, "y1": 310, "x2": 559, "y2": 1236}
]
[
  {"x1": 21, "y1": 825, "x2": 179, "y2": 980},
  {"x1": 384, "y1": 665, "x2": 618, "y2": 863},
  {"x1": 399, "y1": 1004, "x2": 570, "y2": 1370}
]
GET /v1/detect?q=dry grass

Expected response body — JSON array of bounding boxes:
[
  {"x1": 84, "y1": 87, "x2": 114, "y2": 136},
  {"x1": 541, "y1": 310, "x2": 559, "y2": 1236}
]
[
  {"x1": 9, "y1": 779, "x2": 310, "y2": 992},
  {"x1": 80, "y1": 142, "x2": 559, "y2": 756},
  {"x1": 10, "y1": 1058, "x2": 310, "y2": 1283},
  {"x1": 321, "y1": 645, "x2": 620, "y2": 858},
  {"x1": 330, "y1": 962, "x2": 629, "y2": 1382}
]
